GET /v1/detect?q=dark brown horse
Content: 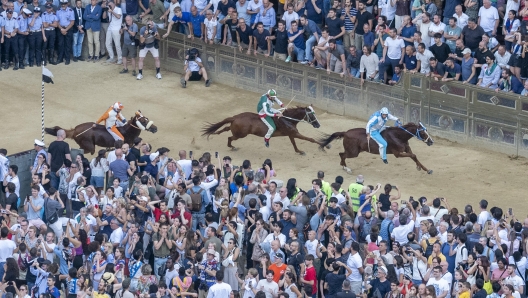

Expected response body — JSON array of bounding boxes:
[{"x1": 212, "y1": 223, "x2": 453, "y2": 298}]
[
  {"x1": 45, "y1": 110, "x2": 158, "y2": 155},
  {"x1": 319, "y1": 122, "x2": 434, "y2": 174},
  {"x1": 202, "y1": 106, "x2": 329, "y2": 155}
]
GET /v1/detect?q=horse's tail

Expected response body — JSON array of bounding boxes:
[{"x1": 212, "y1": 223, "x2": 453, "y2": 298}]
[
  {"x1": 201, "y1": 117, "x2": 235, "y2": 139},
  {"x1": 44, "y1": 126, "x2": 75, "y2": 139},
  {"x1": 318, "y1": 132, "x2": 346, "y2": 151}
]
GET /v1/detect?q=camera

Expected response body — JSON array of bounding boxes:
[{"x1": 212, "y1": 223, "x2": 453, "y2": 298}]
[
  {"x1": 456, "y1": 262, "x2": 463, "y2": 270},
  {"x1": 1, "y1": 210, "x2": 6, "y2": 214},
  {"x1": 37, "y1": 239, "x2": 41, "y2": 244},
  {"x1": 168, "y1": 157, "x2": 173, "y2": 162},
  {"x1": 187, "y1": 53, "x2": 196, "y2": 61}
]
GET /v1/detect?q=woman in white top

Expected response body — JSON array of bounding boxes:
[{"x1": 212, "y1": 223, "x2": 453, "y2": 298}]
[
  {"x1": 89, "y1": 150, "x2": 109, "y2": 194},
  {"x1": 236, "y1": 268, "x2": 259, "y2": 298},
  {"x1": 282, "y1": 272, "x2": 301, "y2": 298},
  {"x1": 402, "y1": 246, "x2": 427, "y2": 286},
  {"x1": 174, "y1": 224, "x2": 187, "y2": 257}
]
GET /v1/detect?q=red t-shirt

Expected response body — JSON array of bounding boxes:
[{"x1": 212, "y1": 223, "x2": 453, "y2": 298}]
[
  {"x1": 171, "y1": 209, "x2": 192, "y2": 228},
  {"x1": 152, "y1": 208, "x2": 170, "y2": 221},
  {"x1": 304, "y1": 266, "x2": 317, "y2": 295}
]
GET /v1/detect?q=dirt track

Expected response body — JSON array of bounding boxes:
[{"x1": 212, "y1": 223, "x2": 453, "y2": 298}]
[{"x1": 2, "y1": 61, "x2": 525, "y2": 212}]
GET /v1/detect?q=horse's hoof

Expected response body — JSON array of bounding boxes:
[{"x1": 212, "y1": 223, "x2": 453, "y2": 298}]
[
  {"x1": 230, "y1": 147, "x2": 238, "y2": 151},
  {"x1": 416, "y1": 166, "x2": 421, "y2": 171},
  {"x1": 343, "y1": 167, "x2": 352, "y2": 174},
  {"x1": 427, "y1": 170, "x2": 433, "y2": 174},
  {"x1": 326, "y1": 144, "x2": 332, "y2": 149},
  {"x1": 298, "y1": 151, "x2": 306, "y2": 156}
]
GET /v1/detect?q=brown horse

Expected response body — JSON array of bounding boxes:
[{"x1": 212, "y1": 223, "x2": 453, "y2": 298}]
[
  {"x1": 202, "y1": 106, "x2": 329, "y2": 155},
  {"x1": 319, "y1": 122, "x2": 434, "y2": 174},
  {"x1": 45, "y1": 110, "x2": 158, "y2": 154}
]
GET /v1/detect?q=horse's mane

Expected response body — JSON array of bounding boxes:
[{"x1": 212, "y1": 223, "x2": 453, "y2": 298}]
[{"x1": 282, "y1": 106, "x2": 306, "y2": 116}]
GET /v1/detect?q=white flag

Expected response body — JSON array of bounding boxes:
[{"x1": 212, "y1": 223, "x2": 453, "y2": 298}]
[{"x1": 42, "y1": 67, "x2": 54, "y2": 84}]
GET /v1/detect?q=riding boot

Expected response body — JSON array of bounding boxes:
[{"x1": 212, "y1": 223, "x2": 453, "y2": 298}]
[{"x1": 13, "y1": 55, "x2": 19, "y2": 70}]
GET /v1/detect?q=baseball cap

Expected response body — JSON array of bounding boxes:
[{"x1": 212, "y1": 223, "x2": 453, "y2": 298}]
[
  {"x1": 149, "y1": 151, "x2": 159, "y2": 161},
  {"x1": 33, "y1": 7, "x2": 41, "y2": 12},
  {"x1": 462, "y1": 48, "x2": 471, "y2": 55}
]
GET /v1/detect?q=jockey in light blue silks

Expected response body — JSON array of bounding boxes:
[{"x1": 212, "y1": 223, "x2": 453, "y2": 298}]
[
  {"x1": 366, "y1": 107, "x2": 400, "y2": 164},
  {"x1": 257, "y1": 89, "x2": 284, "y2": 147}
]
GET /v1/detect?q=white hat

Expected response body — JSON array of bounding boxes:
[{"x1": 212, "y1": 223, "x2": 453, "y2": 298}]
[
  {"x1": 139, "y1": 196, "x2": 148, "y2": 202},
  {"x1": 34, "y1": 139, "x2": 45, "y2": 147},
  {"x1": 149, "y1": 151, "x2": 160, "y2": 161},
  {"x1": 23, "y1": 8, "x2": 32, "y2": 14},
  {"x1": 462, "y1": 48, "x2": 471, "y2": 55}
]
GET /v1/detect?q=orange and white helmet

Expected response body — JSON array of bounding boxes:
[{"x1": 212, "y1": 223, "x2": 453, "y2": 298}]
[{"x1": 113, "y1": 102, "x2": 124, "y2": 110}]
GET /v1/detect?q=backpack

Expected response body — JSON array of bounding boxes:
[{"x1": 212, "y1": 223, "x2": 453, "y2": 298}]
[
  {"x1": 359, "y1": 216, "x2": 378, "y2": 242},
  {"x1": 424, "y1": 239, "x2": 440, "y2": 259},
  {"x1": 190, "y1": 188, "x2": 204, "y2": 212}
]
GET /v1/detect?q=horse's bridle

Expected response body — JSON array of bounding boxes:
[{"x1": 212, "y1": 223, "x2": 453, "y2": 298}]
[
  {"x1": 397, "y1": 121, "x2": 433, "y2": 143},
  {"x1": 130, "y1": 113, "x2": 154, "y2": 131},
  {"x1": 280, "y1": 108, "x2": 320, "y2": 125}
]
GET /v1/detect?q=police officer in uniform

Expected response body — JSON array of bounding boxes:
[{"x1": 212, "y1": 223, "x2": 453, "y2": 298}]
[
  {"x1": 42, "y1": 3, "x2": 58, "y2": 65},
  {"x1": 4, "y1": 9, "x2": 20, "y2": 70},
  {"x1": 56, "y1": 0, "x2": 74, "y2": 64},
  {"x1": 16, "y1": 8, "x2": 31, "y2": 69},
  {"x1": 28, "y1": 7, "x2": 45, "y2": 66}
]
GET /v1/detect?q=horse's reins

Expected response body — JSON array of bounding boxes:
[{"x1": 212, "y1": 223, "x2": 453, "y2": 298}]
[{"x1": 397, "y1": 122, "x2": 432, "y2": 143}]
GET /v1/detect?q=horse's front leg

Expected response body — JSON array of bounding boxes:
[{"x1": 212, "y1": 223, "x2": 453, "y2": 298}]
[{"x1": 393, "y1": 150, "x2": 433, "y2": 174}]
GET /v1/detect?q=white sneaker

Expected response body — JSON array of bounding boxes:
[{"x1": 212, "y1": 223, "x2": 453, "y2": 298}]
[
  {"x1": 116, "y1": 59, "x2": 122, "y2": 64},
  {"x1": 136, "y1": 73, "x2": 143, "y2": 80},
  {"x1": 156, "y1": 73, "x2": 162, "y2": 79}
]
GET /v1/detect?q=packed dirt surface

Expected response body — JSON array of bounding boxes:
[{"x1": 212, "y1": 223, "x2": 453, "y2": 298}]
[{"x1": 2, "y1": 62, "x2": 525, "y2": 212}]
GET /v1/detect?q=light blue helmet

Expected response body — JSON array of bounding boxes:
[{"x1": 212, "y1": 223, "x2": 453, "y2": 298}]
[{"x1": 380, "y1": 107, "x2": 389, "y2": 115}]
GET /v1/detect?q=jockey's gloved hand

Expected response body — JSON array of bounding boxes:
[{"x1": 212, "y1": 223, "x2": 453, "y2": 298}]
[
  {"x1": 395, "y1": 120, "x2": 402, "y2": 127},
  {"x1": 122, "y1": 119, "x2": 127, "y2": 124}
]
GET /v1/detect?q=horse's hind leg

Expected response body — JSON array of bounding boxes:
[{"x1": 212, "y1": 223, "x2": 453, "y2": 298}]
[
  {"x1": 216, "y1": 126, "x2": 231, "y2": 135},
  {"x1": 288, "y1": 136, "x2": 305, "y2": 155},
  {"x1": 394, "y1": 149, "x2": 433, "y2": 174},
  {"x1": 227, "y1": 136, "x2": 239, "y2": 151}
]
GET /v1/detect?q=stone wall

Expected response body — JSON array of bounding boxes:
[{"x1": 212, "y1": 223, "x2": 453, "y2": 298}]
[{"x1": 156, "y1": 32, "x2": 528, "y2": 158}]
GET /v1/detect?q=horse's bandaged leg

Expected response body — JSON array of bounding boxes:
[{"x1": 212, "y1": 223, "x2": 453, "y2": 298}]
[
  {"x1": 261, "y1": 117, "x2": 276, "y2": 139},
  {"x1": 107, "y1": 126, "x2": 125, "y2": 141},
  {"x1": 371, "y1": 131, "x2": 388, "y2": 159}
]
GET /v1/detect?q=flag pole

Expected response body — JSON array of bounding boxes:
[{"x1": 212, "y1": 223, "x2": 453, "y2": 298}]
[{"x1": 41, "y1": 66, "x2": 45, "y2": 142}]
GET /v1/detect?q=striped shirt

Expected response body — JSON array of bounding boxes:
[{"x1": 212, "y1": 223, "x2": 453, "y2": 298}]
[{"x1": 341, "y1": 7, "x2": 357, "y2": 31}]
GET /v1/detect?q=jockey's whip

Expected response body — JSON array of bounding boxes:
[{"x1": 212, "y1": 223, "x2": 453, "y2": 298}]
[
  {"x1": 75, "y1": 124, "x2": 95, "y2": 138},
  {"x1": 367, "y1": 137, "x2": 371, "y2": 152},
  {"x1": 281, "y1": 95, "x2": 297, "y2": 111}
]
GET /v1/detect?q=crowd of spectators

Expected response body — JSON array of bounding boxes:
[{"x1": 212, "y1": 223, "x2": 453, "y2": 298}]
[
  {"x1": 5, "y1": 0, "x2": 528, "y2": 89},
  {"x1": 0, "y1": 134, "x2": 526, "y2": 298}
]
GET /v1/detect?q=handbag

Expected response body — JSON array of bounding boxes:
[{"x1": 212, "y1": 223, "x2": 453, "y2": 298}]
[
  {"x1": 483, "y1": 281, "x2": 493, "y2": 294},
  {"x1": 251, "y1": 242, "x2": 265, "y2": 262},
  {"x1": 45, "y1": 198, "x2": 59, "y2": 224}
]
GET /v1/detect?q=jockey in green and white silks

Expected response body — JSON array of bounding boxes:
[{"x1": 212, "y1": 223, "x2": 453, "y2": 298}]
[
  {"x1": 366, "y1": 107, "x2": 400, "y2": 164},
  {"x1": 257, "y1": 89, "x2": 284, "y2": 147}
]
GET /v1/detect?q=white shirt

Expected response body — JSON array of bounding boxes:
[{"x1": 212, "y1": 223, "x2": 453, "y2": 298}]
[
  {"x1": 379, "y1": 0, "x2": 396, "y2": 20},
  {"x1": 429, "y1": 207, "x2": 448, "y2": 224},
  {"x1": 495, "y1": 51, "x2": 511, "y2": 69},
  {"x1": 194, "y1": 0, "x2": 208, "y2": 10},
  {"x1": 0, "y1": 239, "x2": 17, "y2": 262},
  {"x1": 360, "y1": 53, "x2": 380, "y2": 77},
  {"x1": 110, "y1": 227, "x2": 124, "y2": 245},
  {"x1": 177, "y1": 159, "x2": 192, "y2": 179},
  {"x1": 106, "y1": 150, "x2": 125, "y2": 164},
  {"x1": 107, "y1": 6, "x2": 123, "y2": 31},
  {"x1": 384, "y1": 36, "x2": 405, "y2": 59},
  {"x1": 186, "y1": 56, "x2": 203, "y2": 72},
  {"x1": 455, "y1": 243, "x2": 468, "y2": 264},
  {"x1": 282, "y1": 11, "x2": 299, "y2": 31},
  {"x1": 391, "y1": 219, "x2": 415, "y2": 245},
  {"x1": 264, "y1": 190, "x2": 280, "y2": 203},
  {"x1": 168, "y1": 1, "x2": 181, "y2": 20},
  {"x1": 207, "y1": 281, "x2": 232, "y2": 298},
  {"x1": 506, "y1": 0, "x2": 520, "y2": 18},
  {"x1": 478, "y1": 6, "x2": 499, "y2": 32},
  {"x1": 43, "y1": 242, "x2": 56, "y2": 263},
  {"x1": 442, "y1": 271, "x2": 453, "y2": 298},
  {"x1": 263, "y1": 233, "x2": 286, "y2": 247},
  {"x1": 210, "y1": 0, "x2": 221, "y2": 12},
  {"x1": 256, "y1": 280, "x2": 279, "y2": 298},
  {"x1": 273, "y1": 197, "x2": 290, "y2": 209},
  {"x1": 204, "y1": 18, "x2": 217, "y2": 39},
  {"x1": 415, "y1": 19, "x2": 432, "y2": 48},
  {"x1": 477, "y1": 210, "x2": 491, "y2": 226},
  {"x1": 305, "y1": 239, "x2": 319, "y2": 258},
  {"x1": 426, "y1": 277, "x2": 450, "y2": 297},
  {"x1": 6, "y1": 175, "x2": 20, "y2": 197},
  {"x1": 429, "y1": 22, "x2": 446, "y2": 45},
  {"x1": 505, "y1": 275, "x2": 525, "y2": 292},
  {"x1": 0, "y1": 155, "x2": 8, "y2": 182},
  {"x1": 346, "y1": 252, "x2": 363, "y2": 282},
  {"x1": 259, "y1": 205, "x2": 271, "y2": 221},
  {"x1": 453, "y1": 12, "x2": 469, "y2": 28},
  {"x1": 247, "y1": 0, "x2": 263, "y2": 18},
  {"x1": 508, "y1": 256, "x2": 527, "y2": 280}
]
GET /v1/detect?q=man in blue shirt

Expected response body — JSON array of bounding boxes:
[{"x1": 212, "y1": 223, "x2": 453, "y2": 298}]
[
  {"x1": 496, "y1": 68, "x2": 523, "y2": 94},
  {"x1": 189, "y1": 5, "x2": 204, "y2": 39},
  {"x1": 286, "y1": 20, "x2": 305, "y2": 63},
  {"x1": 388, "y1": 64, "x2": 402, "y2": 85},
  {"x1": 188, "y1": 176, "x2": 210, "y2": 234},
  {"x1": 163, "y1": 6, "x2": 192, "y2": 39},
  {"x1": 402, "y1": 45, "x2": 417, "y2": 72},
  {"x1": 56, "y1": 0, "x2": 75, "y2": 64},
  {"x1": 442, "y1": 58, "x2": 461, "y2": 81},
  {"x1": 398, "y1": 16, "x2": 416, "y2": 46},
  {"x1": 299, "y1": 15, "x2": 321, "y2": 64},
  {"x1": 253, "y1": 0, "x2": 275, "y2": 31}
]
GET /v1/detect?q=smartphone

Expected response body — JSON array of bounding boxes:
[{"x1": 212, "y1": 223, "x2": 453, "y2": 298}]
[
  {"x1": 509, "y1": 208, "x2": 512, "y2": 215},
  {"x1": 101, "y1": 190, "x2": 104, "y2": 195},
  {"x1": 215, "y1": 152, "x2": 218, "y2": 158},
  {"x1": 391, "y1": 185, "x2": 397, "y2": 190}
]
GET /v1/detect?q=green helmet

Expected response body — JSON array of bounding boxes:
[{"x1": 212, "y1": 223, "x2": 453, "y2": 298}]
[{"x1": 267, "y1": 89, "x2": 277, "y2": 98}]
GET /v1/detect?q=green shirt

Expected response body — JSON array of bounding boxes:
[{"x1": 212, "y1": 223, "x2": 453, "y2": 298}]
[
  {"x1": 152, "y1": 232, "x2": 173, "y2": 257},
  {"x1": 150, "y1": 0, "x2": 166, "y2": 25}
]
